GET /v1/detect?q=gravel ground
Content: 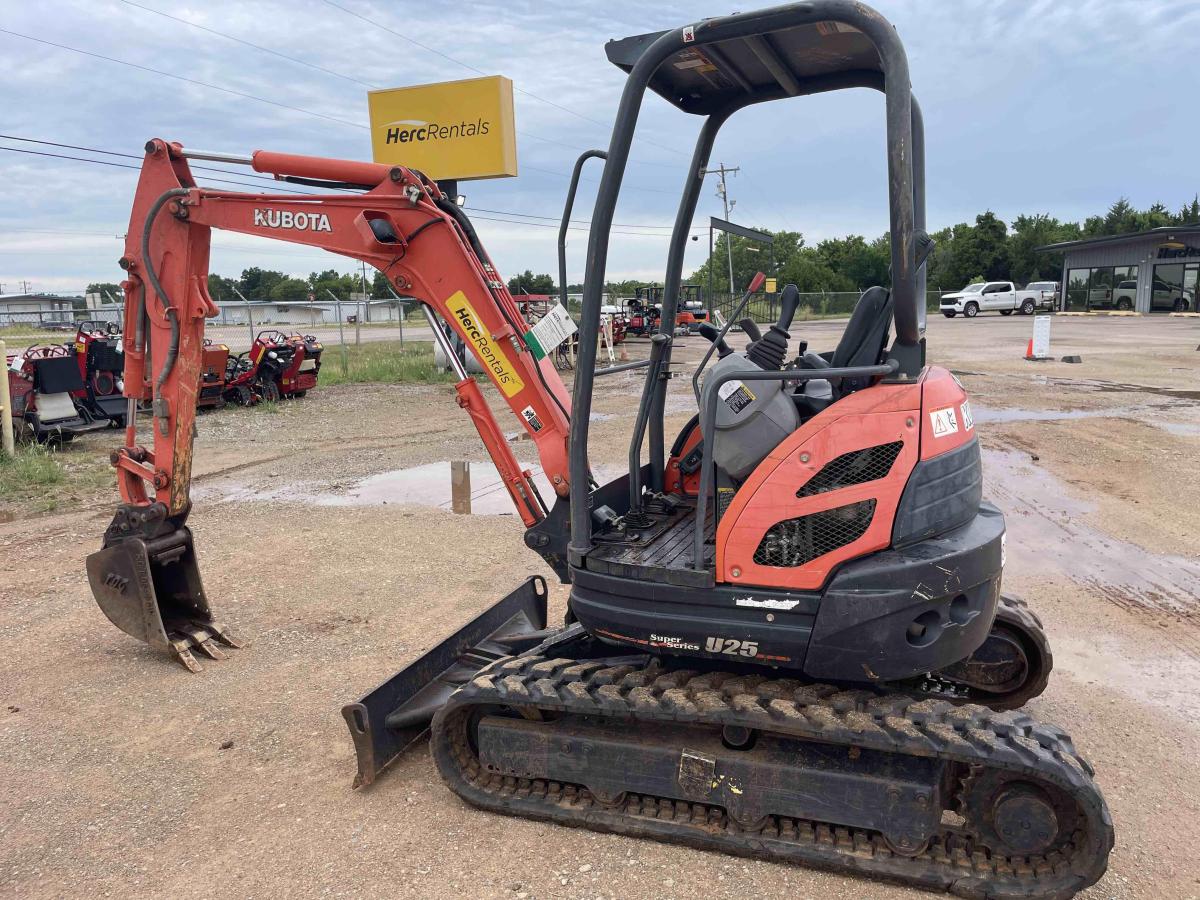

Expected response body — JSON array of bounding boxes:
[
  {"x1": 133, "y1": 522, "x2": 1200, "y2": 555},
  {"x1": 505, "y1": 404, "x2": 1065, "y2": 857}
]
[{"x1": 2, "y1": 313, "x2": 1199, "y2": 899}]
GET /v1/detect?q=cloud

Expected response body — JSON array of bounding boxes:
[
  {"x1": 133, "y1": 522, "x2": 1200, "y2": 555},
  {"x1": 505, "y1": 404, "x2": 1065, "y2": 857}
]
[{"x1": 1, "y1": 0, "x2": 1195, "y2": 293}]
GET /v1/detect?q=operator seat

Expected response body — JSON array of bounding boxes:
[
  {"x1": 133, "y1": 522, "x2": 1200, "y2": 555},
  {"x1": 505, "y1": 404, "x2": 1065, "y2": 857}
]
[{"x1": 830, "y1": 285, "x2": 893, "y2": 395}]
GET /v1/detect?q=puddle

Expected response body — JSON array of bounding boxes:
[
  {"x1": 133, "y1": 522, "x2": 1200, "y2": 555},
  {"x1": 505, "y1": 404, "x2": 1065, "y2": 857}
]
[
  {"x1": 1156, "y1": 420, "x2": 1200, "y2": 437},
  {"x1": 983, "y1": 448, "x2": 1200, "y2": 658},
  {"x1": 1054, "y1": 632, "x2": 1200, "y2": 721},
  {"x1": 1077, "y1": 379, "x2": 1200, "y2": 402},
  {"x1": 196, "y1": 461, "x2": 620, "y2": 516},
  {"x1": 972, "y1": 400, "x2": 1199, "y2": 440},
  {"x1": 955, "y1": 369, "x2": 1200, "y2": 404},
  {"x1": 972, "y1": 404, "x2": 1153, "y2": 424}
]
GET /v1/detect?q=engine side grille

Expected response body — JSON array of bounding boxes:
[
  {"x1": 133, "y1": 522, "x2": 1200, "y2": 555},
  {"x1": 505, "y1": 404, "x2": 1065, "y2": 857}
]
[
  {"x1": 797, "y1": 441, "x2": 903, "y2": 497},
  {"x1": 753, "y1": 499, "x2": 876, "y2": 568},
  {"x1": 89, "y1": 343, "x2": 124, "y2": 372}
]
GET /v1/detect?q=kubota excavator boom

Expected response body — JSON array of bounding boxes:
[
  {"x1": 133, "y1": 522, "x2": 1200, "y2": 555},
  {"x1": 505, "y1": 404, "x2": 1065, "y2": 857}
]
[{"x1": 86, "y1": 139, "x2": 574, "y2": 671}]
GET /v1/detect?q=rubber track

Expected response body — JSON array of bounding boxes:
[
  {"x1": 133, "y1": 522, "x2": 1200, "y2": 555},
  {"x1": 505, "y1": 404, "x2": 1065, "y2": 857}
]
[
  {"x1": 907, "y1": 594, "x2": 1054, "y2": 711},
  {"x1": 431, "y1": 655, "x2": 1112, "y2": 900}
]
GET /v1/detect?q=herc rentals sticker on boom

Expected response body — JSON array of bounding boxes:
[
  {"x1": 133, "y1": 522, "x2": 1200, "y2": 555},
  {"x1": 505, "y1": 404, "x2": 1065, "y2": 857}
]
[{"x1": 367, "y1": 76, "x2": 518, "y2": 181}]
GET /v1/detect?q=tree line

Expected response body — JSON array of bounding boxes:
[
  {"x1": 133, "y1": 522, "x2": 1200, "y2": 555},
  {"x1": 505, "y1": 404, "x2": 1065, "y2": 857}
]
[
  {"x1": 688, "y1": 196, "x2": 1200, "y2": 296},
  {"x1": 86, "y1": 195, "x2": 1198, "y2": 305}
]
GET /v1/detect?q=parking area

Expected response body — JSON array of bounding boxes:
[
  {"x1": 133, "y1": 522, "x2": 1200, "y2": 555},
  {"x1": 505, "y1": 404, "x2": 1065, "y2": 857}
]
[{"x1": 1, "y1": 313, "x2": 1198, "y2": 899}]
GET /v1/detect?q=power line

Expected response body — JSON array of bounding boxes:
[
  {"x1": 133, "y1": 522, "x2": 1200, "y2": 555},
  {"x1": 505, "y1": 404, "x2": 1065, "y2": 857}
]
[
  {"x1": 0, "y1": 135, "x2": 704, "y2": 233},
  {"x1": 0, "y1": 133, "x2": 351, "y2": 190},
  {"x1": 0, "y1": 28, "x2": 678, "y2": 190},
  {"x1": 111, "y1": 0, "x2": 675, "y2": 170},
  {"x1": 0, "y1": 145, "x2": 339, "y2": 196},
  {"x1": 0, "y1": 27, "x2": 368, "y2": 130},
  {"x1": 115, "y1": 0, "x2": 375, "y2": 89},
  {"x1": 318, "y1": 0, "x2": 689, "y2": 160}
]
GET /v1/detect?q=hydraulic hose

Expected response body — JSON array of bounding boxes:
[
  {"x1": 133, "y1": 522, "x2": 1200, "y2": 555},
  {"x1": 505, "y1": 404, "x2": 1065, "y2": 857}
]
[{"x1": 141, "y1": 188, "x2": 189, "y2": 434}]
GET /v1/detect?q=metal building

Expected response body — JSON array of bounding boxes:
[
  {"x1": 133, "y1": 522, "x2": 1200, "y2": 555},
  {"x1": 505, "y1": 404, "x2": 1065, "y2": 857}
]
[
  {"x1": 1037, "y1": 225, "x2": 1200, "y2": 313},
  {"x1": 0, "y1": 293, "x2": 78, "y2": 326}
]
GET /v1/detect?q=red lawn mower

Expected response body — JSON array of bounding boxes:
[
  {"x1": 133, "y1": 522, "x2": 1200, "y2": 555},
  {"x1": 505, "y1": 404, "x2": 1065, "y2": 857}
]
[
  {"x1": 223, "y1": 330, "x2": 322, "y2": 405},
  {"x1": 72, "y1": 320, "x2": 127, "y2": 426}
]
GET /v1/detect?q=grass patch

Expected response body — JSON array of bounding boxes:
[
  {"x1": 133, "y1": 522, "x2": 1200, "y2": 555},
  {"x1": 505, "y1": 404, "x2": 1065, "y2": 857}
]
[
  {"x1": 317, "y1": 340, "x2": 458, "y2": 386},
  {"x1": 0, "y1": 444, "x2": 66, "y2": 501},
  {"x1": 0, "y1": 440, "x2": 114, "y2": 515},
  {"x1": 260, "y1": 400, "x2": 280, "y2": 414}
]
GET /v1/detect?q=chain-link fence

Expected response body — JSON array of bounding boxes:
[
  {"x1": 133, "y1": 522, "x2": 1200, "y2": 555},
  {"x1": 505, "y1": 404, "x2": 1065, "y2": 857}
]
[
  {"x1": 0, "y1": 298, "x2": 437, "y2": 362},
  {"x1": 707, "y1": 289, "x2": 951, "y2": 325}
]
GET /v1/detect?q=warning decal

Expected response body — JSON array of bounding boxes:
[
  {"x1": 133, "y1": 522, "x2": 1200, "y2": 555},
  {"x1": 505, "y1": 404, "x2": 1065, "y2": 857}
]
[
  {"x1": 960, "y1": 400, "x2": 975, "y2": 431},
  {"x1": 520, "y1": 405, "x2": 543, "y2": 433},
  {"x1": 930, "y1": 406, "x2": 960, "y2": 438},
  {"x1": 718, "y1": 379, "x2": 756, "y2": 415}
]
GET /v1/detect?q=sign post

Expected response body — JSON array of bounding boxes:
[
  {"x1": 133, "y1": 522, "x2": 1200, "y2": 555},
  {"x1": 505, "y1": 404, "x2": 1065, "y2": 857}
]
[
  {"x1": 1028, "y1": 315, "x2": 1051, "y2": 361},
  {"x1": 0, "y1": 340, "x2": 14, "y2": 456}
]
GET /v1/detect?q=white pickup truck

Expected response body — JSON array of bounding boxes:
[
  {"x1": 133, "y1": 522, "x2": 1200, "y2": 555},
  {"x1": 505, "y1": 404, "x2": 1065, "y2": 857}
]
[{"x1": 940, "y1": 281, "x2": 1056, "y2": 318}]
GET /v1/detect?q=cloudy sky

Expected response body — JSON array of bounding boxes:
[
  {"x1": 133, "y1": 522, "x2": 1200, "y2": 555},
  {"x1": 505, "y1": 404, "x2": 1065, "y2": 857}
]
[{"x1": 2, "y1": 0, "x2": 1198, "y2": 295}]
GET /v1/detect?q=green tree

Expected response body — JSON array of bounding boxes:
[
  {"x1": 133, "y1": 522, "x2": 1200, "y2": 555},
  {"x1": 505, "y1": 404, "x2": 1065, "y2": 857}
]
[
  {"x1": 957, "y1": 211, "x2": 1009, "y2": 282},
  {"x1": 688, "y1": 229, "x2": 804, "y2": 295},
  {"x1": 238, "y1": 267, "x2": 285, "y2": 301},
  {"x1": 813, "y1": 235, "x2": 889, "y2": 289},
  {"x1": 206, "y1": 274, "x2": 239, "y2": 302},
  {"x1": 507, "y1": 270, "x2": 556, "y2": 294},
  {"x1": 86, "y1": 282, "x2": 123, "y2": 302},
  {"x1": 1007, "y1": 214, "x2": 1078, "y2": 284},
  {"x1": 371, "y1": 269, "x2": 394, "y2": 298},
  {"x1": 268, "y1": 277, "x2": 311, "y2": 304}
]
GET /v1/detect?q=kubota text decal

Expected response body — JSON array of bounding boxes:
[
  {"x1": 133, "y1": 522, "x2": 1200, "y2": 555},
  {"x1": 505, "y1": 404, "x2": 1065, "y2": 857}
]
[{"x1": 446, "y1": 291, "x2": 525, "y2": 398}]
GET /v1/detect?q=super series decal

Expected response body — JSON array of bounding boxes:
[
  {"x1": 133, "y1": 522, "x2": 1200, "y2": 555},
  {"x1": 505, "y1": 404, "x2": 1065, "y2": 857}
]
[{"x1": 445, "y1": 291, "x2": 525, "y2": 398}]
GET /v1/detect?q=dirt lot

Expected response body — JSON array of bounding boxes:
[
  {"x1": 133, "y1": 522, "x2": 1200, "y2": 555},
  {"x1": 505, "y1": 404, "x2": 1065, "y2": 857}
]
[{"x1": 2, "y1": 313, "x2": 1199, "y2": 899}]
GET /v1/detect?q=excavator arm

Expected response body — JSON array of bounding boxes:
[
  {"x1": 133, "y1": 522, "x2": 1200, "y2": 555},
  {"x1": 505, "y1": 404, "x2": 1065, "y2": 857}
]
[{"x1": 87, "y1": 139, "x2": 573, "y2": 670}]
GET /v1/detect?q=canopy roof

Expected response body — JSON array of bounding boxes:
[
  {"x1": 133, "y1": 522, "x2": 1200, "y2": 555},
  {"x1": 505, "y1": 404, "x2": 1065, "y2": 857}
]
[{"x1": 605, "y1": 17, "x2": 884, "y2": 115}]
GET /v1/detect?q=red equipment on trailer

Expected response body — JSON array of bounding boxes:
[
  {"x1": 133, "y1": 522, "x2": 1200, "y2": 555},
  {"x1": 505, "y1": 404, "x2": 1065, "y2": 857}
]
[
  {"x1": 72, "y1": 320, "x2": 128, "y2": 426},
  {"x1": 224, "y1": 329, "x2": 322, "y2": 404},
  {"x1": 197, "y1": 339, "x2": 230, "y2": 408},
  {"x1": 6, "y1": 343, "x2": 113, "y2": 442}
]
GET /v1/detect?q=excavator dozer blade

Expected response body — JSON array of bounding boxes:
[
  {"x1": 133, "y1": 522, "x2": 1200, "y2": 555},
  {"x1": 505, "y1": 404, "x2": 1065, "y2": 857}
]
[
  {"x1": 86, "y1": 525, "x2": 242, "y2": 673},
  {"x1": 342, "y1": 575, "x2": 550, "y2": 789}
]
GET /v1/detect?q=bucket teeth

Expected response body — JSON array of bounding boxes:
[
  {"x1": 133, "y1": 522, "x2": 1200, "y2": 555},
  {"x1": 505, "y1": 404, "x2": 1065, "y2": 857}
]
[
  {"x1": 196, "y1": 638, "x2": 228, "y2": 661},
  {"x1": 169, "y1": 641, "x2": 204, "y2": 673},
  {"x1": 164, "y1": 620, "x2": 243, "y2": 672},
  {"x1": 211, "y1": 626, "x2": 244, "y2": 650}
]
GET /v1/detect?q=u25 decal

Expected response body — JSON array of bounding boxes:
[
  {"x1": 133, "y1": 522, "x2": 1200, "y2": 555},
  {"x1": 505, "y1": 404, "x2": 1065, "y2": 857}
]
[{"x1": 705, "y1": 637, "x2": 759, "y2": 657}]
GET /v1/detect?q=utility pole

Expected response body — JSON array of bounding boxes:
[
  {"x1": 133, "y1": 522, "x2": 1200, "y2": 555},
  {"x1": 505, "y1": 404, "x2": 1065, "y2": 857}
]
[{"x1": 702, "y1": 163, "x2": 739, "y2": 294}]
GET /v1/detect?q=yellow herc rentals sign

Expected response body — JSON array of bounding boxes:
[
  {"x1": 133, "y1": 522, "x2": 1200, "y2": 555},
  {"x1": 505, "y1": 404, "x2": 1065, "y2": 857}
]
[{"x1": 367, "y1": 75, "x2": 518, "y2": 181}]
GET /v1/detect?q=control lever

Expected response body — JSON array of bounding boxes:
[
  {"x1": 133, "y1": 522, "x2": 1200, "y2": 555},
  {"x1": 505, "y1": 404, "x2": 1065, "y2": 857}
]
[
  {"x1": 691, "y1": 271, "x2": 766, "y2": 405},
  {"x1": 738, "y1": 318, "x2": 762, "y2": 341},
  {"x1": 696, "y1": 323, "x2": 731, "y2": 358},
  {"x1": 747, "y1": 283, "x2": 800, "y2": 371}
]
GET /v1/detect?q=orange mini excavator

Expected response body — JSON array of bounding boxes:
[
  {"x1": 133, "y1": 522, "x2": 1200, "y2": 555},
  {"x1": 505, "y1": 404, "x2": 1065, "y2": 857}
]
[{"x1": 86, "y1": 3, "x2": 1112, "y2": 896}]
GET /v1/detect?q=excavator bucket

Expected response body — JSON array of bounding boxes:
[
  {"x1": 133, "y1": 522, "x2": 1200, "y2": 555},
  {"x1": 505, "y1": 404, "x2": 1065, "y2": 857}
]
[
  {"x1": 342, "y1": 575, "x2": 550, "y2": 788},
  {"x1": 86, "y1": 524, "x2": 242, "y2": 672}
]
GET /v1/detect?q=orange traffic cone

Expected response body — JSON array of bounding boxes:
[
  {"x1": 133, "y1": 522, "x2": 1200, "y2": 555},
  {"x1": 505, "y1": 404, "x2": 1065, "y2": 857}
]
[{"x1": 1024, "y1": 338, "x2": 1035, "y2": 360}]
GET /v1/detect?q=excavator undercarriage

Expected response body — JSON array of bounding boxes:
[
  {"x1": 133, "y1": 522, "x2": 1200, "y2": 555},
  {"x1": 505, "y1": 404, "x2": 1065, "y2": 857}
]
[{"x1": 432, "y1": 649, "x2": 1110, "y2": 900}]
